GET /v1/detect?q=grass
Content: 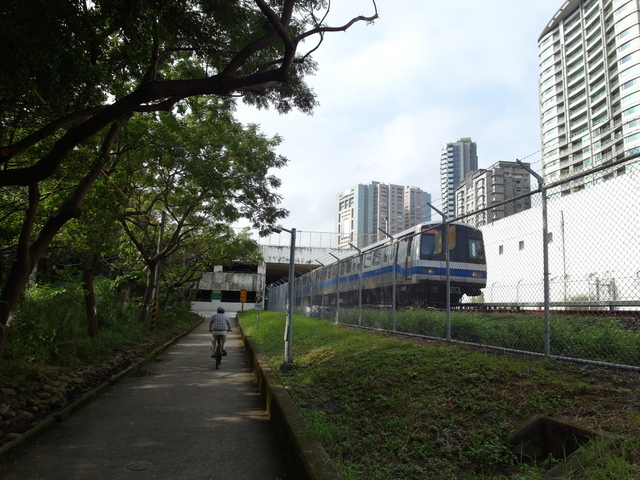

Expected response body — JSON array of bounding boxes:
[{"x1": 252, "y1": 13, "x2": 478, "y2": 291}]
[
  {"x1": 334, "y1": 308, "x2": 640, "y2": 367},
  {"x1": 240, "y1": 310, "x2": 640, "y2": 480}
]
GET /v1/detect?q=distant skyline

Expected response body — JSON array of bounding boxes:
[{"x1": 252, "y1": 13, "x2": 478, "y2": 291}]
[{"x1": 235, "y1": 0, "x2": 563, "y2": 236}]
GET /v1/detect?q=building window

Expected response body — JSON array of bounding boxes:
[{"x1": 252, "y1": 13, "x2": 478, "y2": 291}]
[
  {"x1": 499, "y1": 245, "x2": 504, "y2": 255},
  {"x1": 519, "y1": 241, "x2": 525, "y2": 251}
]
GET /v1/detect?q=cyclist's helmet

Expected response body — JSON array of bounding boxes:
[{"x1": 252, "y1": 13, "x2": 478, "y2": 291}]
[{"x1": 217, "y1": 307, "x2": 225, "y2": 314}]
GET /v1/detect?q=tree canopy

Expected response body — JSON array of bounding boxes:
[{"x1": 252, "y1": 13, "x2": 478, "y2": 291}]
[
  {"x1": 0, "y1": 0, "x2": 377, "y2": 186},
  {"x1": 0, "y1": 0, "x2": 377, "y2": 358}
]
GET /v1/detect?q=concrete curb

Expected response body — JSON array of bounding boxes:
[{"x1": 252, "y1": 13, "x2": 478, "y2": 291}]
[
  {"x1": 0, "y1": 319, "x2": 203, "y2": 463},
  {"x1": 239, "y1": 325, "x2": 343, "y2": 480}
]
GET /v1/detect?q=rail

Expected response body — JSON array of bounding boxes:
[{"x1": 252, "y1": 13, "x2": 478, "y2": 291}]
[{"x1": 460, "y1": 301, "x2": 640, "y2": 311}]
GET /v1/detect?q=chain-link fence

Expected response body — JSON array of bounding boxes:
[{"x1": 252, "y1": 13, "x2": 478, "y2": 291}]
[{"x1": 267, "y1": 154, "x2": 640, "y2": 370}]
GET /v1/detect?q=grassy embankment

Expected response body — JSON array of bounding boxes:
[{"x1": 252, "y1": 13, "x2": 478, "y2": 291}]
[
  {"x1": 334, "y1": 308, "x2": 640, "y2": 367},
  {"x1": 239, "y1": 310, "x2": 640, "y2": 480}
]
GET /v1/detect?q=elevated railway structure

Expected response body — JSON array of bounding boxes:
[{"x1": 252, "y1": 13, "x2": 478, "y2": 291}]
[{"x1": 194, "y1": 239, "x2": 344, "y2": 310}]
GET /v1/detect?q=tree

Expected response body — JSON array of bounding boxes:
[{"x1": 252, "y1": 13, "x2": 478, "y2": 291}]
[
  {"x1": 116, "y1": 97, "x2": 287, "y2": 322},
  {"x1": 0, "y1": 0, "x2": 377, "y2": 359},
  {"x1": 0, "y1": 0, "x2": 378, "y2": 186},
  {"x1": 53, "y1": 171, "x2": 128, "y2": 337}
]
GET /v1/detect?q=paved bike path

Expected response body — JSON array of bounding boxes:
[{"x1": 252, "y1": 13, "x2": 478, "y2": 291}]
[{"x1": 0, "y1": 319, "x2": 287, "y2": 480}]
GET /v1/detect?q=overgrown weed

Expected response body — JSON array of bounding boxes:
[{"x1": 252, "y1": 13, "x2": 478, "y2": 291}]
[{"x1": 2, "y1": 280, "x2": 195, "y2": 376}]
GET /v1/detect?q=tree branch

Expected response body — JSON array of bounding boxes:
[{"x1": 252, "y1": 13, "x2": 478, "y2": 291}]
[
  {"x1": 297, "y1": 12, "x2": 378, "y2": 44},
  {"x1": 0, "y1": 1, "x2": 378, "y2": 188},
  {"x1": 29, "y1": 117, "x2": 131, "y2": 261},
  {"x1": 0, "y1": 106, "x2": 103, "y2": 160}
]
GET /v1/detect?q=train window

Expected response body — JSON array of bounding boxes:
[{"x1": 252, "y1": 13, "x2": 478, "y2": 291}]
[
  {"x1": 469, "y1": 239, "x2": 481, "y2": 259},
  {"x1": 448, "y1": 226, "x2": 457, "y2": 250},
  {"x1": 430, "y1": 229, "x2": 456, "y2": 253},
  {"x1": 406, "y1": 236, "x2": 413, "y2": 257},
  {"x1": 372, "y1": 250, "x2": 382, "y2": 266},
  {"x1": 421, "y1": 225, "x2": 485, "y2": 263},
  {"x1": 421, "y1": 231, "x2": 437, "y2": 255},
  {"x1": 364, "y1": 253, "x2": 373, "y2": 268},
  {"x1": 435, "y1": 232, "x2": 442, "y2": 254}
]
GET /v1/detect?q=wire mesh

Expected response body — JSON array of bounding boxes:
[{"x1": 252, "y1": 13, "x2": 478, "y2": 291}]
[{"x1": 267, "y1": 156, "x2": 640, "y2": 369}]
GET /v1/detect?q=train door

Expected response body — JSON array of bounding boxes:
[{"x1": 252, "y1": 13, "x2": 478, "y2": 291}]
[{"x1": 403, "y1": 236, "x2": 413, "y2": 280}]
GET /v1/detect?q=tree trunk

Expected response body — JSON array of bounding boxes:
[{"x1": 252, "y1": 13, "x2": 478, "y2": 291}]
[
  {"x1": 0, "y1": 120, "x2": 126, "y2": 363},
  {"x1": 82, "y1": 255, "x2": 100, "y2": 337},
  {"x1": 139, "y1": 262, "x2": 157, "y2": 324},
  {"x1": 0, "y1": 184, "x2": 40, "y2": 362}
]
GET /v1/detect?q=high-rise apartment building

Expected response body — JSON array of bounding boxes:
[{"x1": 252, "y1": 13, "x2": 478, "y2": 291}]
[
  {"x1": 454, "y1": 161, "x2": 532, "y2": 227},
  {"x1": 337, "y1": 182, "x2": 431, "y2": 248},
  {"x1": 539, "y1": 0, "x2": 640, "y2": 192},
  {"x1": 440, "y1": 137, "x2": 478, "y2": 218}
]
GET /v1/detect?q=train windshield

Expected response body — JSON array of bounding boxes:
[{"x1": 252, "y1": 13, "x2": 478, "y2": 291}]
[
  {"x1": 420, "y1": 226, "x2": 455, "y2": 254},
  {"x1": 420, "y1": 225, "x2": 485, "y2": 264},
  {"x1": 421, "y1": 231, "x2": 437, "y2": 255}
]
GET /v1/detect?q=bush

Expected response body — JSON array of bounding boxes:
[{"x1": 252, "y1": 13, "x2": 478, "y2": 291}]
[{"x1": 4, "y1": 279, "x2": 194, "y2": 367}]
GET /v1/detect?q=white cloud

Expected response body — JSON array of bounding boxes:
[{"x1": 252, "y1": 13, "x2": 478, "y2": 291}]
[{"x1": 235, "y1": 0, "x2": 562, "y2": 234}]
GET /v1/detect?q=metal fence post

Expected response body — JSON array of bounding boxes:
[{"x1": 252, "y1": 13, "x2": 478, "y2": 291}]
[
  {"x1": 378, "y1": 228, "x2": 397, "y2": 331},
  {"x1": 349, "y1": 243, "x2": 363, "y2": 326},
  {"x1": 315, "y1": 259, "x2": 324, "y2": 320},
  {"x1": 329, "y1": 253, "x2": 340, "y2": 324},
  {"x1": 427, "y1": 203, "x2": 451, "y2": 340},
  {"x1": 518, "y1": 160, "x2": 551, "y2": 356}
]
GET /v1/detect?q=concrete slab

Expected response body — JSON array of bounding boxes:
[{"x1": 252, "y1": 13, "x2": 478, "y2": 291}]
[{"x1": 0, "y1": 322, "x2": 287, "y2": 480}]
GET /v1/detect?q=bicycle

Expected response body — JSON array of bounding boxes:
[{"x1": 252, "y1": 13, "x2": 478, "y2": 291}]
[{"x1": 212, "y1": 334, "x2": 224, "y2": 369}]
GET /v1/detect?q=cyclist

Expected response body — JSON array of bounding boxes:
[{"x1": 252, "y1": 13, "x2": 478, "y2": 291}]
[{"x1": 209, "y1": 307, "x2": 232, "y2": 357}]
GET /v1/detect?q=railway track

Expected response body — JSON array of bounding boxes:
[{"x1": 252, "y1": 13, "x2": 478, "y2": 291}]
[{"x1": 458, "y1": 302, "x2": 640, "y2": 321}]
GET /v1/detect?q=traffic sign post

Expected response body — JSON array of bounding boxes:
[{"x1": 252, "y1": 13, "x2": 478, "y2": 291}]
[{"x1": 240, "y1": 289, "x2": 248, "y2": 310}]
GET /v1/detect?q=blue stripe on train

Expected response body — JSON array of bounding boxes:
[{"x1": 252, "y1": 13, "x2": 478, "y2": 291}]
[{"x1": 299, "y1": 265, "x2": 486, "y2": 291}]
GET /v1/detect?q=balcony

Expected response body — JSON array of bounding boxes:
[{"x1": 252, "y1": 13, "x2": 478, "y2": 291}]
[{"x1": 590, "y1": 89, "x2": 607, "y2": 103}]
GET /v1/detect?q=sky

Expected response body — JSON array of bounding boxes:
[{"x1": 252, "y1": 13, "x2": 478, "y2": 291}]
[{"x1": 235, "y1": 0, "x2": 564, "y2": 239}]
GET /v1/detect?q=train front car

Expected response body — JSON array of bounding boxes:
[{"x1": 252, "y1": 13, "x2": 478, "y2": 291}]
[{"x1": 409, "y1": 223, "x2": 487, "y2": 307}]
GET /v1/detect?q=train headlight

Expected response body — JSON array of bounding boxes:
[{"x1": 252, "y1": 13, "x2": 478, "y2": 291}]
[
  {"x1": 425, "y1": 268, "x2": 435, "y2": 274},
  {"x1": 471, "y1": 271, "x2": 484, "y2": 278}
]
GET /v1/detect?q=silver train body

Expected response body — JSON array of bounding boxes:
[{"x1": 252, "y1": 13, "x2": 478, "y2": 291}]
[{"x1": 270, "y1": 222, "x2": 487, "y2": 310}]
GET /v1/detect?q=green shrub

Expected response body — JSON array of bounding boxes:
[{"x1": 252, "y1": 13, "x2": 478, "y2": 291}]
[{"x1": 4, "y1": 279, "x2": 194, "y2": 367}]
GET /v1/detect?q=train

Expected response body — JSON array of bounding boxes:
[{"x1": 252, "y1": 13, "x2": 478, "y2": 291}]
[{"x1": 268, "y1": 221, "x2": 487, "y2": 311}]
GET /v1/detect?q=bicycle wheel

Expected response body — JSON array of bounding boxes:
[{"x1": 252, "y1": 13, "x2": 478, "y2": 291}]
[{"x1": 214, "y1": 337, "x2": 222, "y2": 369}]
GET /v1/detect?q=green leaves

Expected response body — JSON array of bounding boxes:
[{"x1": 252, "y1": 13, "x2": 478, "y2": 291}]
[{"x1": 0, "y1": 0, "x2": 376, "y2": 355}]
